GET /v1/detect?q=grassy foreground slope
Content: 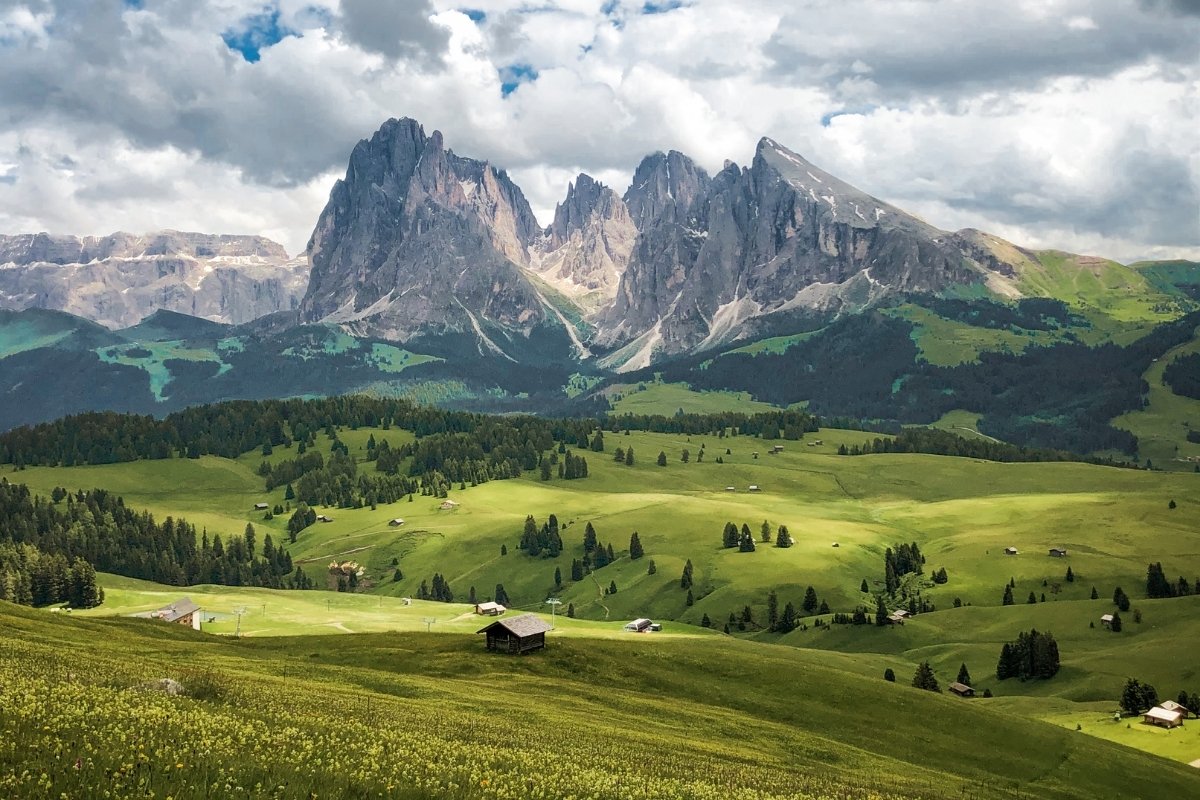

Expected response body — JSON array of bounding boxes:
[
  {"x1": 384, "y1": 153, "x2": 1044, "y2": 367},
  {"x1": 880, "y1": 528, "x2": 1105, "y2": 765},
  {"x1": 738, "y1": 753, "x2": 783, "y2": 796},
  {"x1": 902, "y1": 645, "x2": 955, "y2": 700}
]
[{"x1": 3, "y1": 601, "x2": 1199, "y2": 800}]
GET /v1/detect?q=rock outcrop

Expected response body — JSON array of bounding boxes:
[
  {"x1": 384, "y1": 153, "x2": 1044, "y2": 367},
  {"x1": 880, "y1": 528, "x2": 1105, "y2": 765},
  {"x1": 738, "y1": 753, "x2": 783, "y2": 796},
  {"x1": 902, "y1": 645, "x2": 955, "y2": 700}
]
[
  {"x1": 0, "y1": 231, "x2": 307, "y2": 329},
  {"x1": 300, "y1": 118, "x2": 553, "y2": 357},
  {"x1": 528, "y1": 173, "x2": 637, "y2": 314}
]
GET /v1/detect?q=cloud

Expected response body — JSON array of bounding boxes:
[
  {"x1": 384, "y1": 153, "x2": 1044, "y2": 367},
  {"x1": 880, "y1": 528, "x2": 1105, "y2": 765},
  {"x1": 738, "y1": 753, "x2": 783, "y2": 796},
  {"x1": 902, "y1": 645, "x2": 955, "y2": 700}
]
[
  {"x1": 338, "y1": 0, "x2": 449, "y2": 62},
  {"x1": 0, "y1": 0, "x2": 1194, "y2": 262}
]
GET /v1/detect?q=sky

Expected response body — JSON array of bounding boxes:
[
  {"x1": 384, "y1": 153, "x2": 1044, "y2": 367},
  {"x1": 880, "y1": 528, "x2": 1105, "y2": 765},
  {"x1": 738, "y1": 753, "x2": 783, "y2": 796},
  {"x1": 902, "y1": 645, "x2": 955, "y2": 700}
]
[{"x1": 0, "y1": 0, "x2": 1196, "y2": 262}]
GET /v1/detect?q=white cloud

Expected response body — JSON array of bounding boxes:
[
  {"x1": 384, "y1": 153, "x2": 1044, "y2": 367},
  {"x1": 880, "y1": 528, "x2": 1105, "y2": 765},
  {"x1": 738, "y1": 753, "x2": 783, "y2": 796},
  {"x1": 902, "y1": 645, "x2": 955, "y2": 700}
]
[{"x1": 0, "y1": 0, "x2": 1194, "y2": 262}]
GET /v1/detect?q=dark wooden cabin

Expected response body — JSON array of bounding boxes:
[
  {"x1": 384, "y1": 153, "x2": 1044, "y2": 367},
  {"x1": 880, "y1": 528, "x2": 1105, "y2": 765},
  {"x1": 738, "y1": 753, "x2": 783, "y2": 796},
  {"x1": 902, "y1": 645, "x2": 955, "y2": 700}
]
[{"x1": 477, "y1": 614, "x2": 553, "y2": 654}]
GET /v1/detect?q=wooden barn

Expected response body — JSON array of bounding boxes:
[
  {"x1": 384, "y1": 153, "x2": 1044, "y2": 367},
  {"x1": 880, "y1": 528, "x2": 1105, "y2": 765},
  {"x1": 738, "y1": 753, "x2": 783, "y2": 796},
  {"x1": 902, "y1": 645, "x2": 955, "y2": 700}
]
[
  {"x1": 1004, "y1": 547, "x2": 1019, "y2": 556},
  {"x1": 1143, "y1": 706, "x2": 1184, "y2": 728},
  {"x1": 624, "y1": 618, "x2": 653, "y2": 632},
  {"x1": 254, "y1": 502, "x2": 269, "y2": 510},
  {"x1": 477, "y1": 614, "x2": 553, "y2": 654},
  {"x1": 1158, "y1": 700, "x2": 1191, "y2": 719},
  {"x1": 474, "y1": 601, "x2": 507, "y2": 616},
  {"x1": 388, "y1": 518, "x2": 405, "y2": 527},
  {"x1": 1048, "y1": 547, "x2": 1068, "y2": 557},
  {"x1": 152, "y1": 597, "x2": 201, "y2": 630},
  {"x1": 948, "y1": 682, "x2": 975, "y2": 697}
]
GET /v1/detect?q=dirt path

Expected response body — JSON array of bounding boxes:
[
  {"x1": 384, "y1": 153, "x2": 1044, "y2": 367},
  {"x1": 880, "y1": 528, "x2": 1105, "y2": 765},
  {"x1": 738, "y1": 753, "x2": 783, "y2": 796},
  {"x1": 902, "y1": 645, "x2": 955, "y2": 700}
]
[{"x1": 588, "y1": 573, "x2": 611, "y2": 620}]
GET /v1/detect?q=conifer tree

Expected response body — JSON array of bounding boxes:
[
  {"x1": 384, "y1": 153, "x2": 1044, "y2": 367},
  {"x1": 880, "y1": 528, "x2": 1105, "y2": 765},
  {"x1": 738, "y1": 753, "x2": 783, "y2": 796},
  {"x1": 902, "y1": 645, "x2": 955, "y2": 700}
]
[
  {"x1": 884, "y1": 668, "x2": 896, "y2": 682},
  {"x1": 775, "y1": 524, "x2": 791, "y2": 548},
  {"x1": 760, "y1": 520, "x2": 772, "y2": 543},
  {"x1": 554, "y1": 567, "x2": 562, "y2": 587},
  {"x1": 629, "y1": 532, "x2": 644, "y2": 560},
  {"x1": 912, "y1": 661, "x2": 940, "y2": 692},
  {"x1": 625, "y1": 447, "x2": 635, "y2": 466},
  {"x1": 802, "y1": 586, "x2": 819, "y2": 614},
  {"x1": 1002, "y1": 585, "x2": 1014, "y2": 605},
  {"x1": 860, "y1": 578, "x2": 869, "y2": 593},
  {"x1": 657, "y1": 451, "x2": 667, "y2": 467},
  {"x1": 957, "y1": 663, "x2": 972, "y2": 686}
]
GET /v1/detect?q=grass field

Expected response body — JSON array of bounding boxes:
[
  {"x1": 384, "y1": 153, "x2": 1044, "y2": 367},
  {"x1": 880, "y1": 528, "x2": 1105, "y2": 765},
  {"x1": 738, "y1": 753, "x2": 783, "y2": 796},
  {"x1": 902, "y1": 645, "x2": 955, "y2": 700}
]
[
  {"x1": 606, "y1": 379, "x2": 783, "y2": 415},
  {"x1": 5, "y1": 600, "x2": 1200, "y2": 799},
  {"x1": 1112, "y1": 324, "x2": 1200, "y2": 470},
  {"x1": 11, "y1": 423, "x2": 1200, "y2": 770}
]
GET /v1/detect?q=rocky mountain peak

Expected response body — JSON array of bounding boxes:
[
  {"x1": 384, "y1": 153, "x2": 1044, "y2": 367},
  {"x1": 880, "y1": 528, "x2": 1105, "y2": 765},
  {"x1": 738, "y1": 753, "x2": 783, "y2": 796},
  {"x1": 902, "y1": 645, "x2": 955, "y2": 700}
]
[
  {"x1": 623, "y1": 150, "x2": 711, "y2": 231},
  {"x1": 300, "y1": 118, "x2": 560, "y2": 355},
  {"x1": 531, "y1": 173, "x2": 637, "y2": 314}
]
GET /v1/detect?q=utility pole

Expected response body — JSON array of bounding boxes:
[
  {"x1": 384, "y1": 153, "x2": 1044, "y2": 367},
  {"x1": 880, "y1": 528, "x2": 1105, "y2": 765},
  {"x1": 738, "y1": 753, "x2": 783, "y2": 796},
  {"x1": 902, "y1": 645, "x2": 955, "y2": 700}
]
[
  {"x1": 422, "y1": 617, "x2": 436, "y2": 633},
  {"x1": 545, "y1": 597, "x2": 562, "y2": 627},
  {"x1": 234, "y1": 607, "x2": 247, "y2": 638}
]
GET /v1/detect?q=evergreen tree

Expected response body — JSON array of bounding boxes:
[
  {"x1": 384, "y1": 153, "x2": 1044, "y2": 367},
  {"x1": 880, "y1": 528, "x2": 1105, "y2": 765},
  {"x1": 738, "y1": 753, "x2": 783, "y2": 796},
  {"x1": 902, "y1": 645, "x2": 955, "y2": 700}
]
[
  {"x1": 567, "y1": 603, "x2": 575, "y2": 618},
  {"x1": 802, "y1": 586, "x2": 819, "y2": 614},
  {"x1": 884, "y1": 668, "x2": 896, "y2": 682},
  {"x1": 767, "y1": 591, "x2": 779, "y2": 629},
  {"x1": 613, "y1": 447, "x2": 625, "y2": 462},
  {"x1": 738, "y1": 527, "x2": 756, "y2": 552},
  {"x1": 957, "y1": 663, "x2": 972, "y2": 686},
  {"x1": 722, "y1": 521, "x2": 739, "y2": 549},
  {"x1": 571, "y1": 559, "x2": 584, "y2": 582},
  {"x1": 1065, "y1": 566, "x2": 1075, "y2": 582},
  {"x1": 1002, "y1": 585, "x2": 1015, "y2": 605},
  {"x1": 554, "y1": 567, "x2": 562, "y2": 587},
  {"x1": 657, "y1": 451, "x2": 667, "y2": 467},
  {"x1": 1113, "y1": 586, "x2": 1130, "y2": 611},
  {"x1": 760, "y1": 520, "x2": 772, "y2": 543},
  {"x1": 680, "y1": 559, "x2": 693, "y2": 589},
  {"x1": 609, "y1": 580, "x2": 618, "y2": 595},
  {"x1": 625, "y1": 447, "x2": 635, "y2": 466},
  {"x1": 700, "y1": 613, "x2": 712, "y2": 628},
  {"x1": 1109, "y1": 611, "x2": 1122, "y2": 632},
  {"x1": 875, "y1": 595, "x2": 888, "y2": 626},
  {"x1": 860, "y1": 578, "x2": 869, "y2": 593},
  {"x1": 647, "y1": 559, "x2": 657, "y2": 575},
  {"x1": 629, "y1": 532, "x2": 644, "y2": 560},
  {"x1": 1027, "y1": 591, "x2": 1038, "y2": 604},
  {"x1": 590, "y1": 430, "x2": 605, "y2": 452},
  {"x1": 494, "y1": 583, "x2": 510, "y2": 606},
  {"x1": 685, "y1": 588, "x2": 694, "y2": 606},
  {"x1": 583, "y1": 522, "x2": 598, "y2": 553},
  {"x1": 1090, "y1": 585, "x2": 1099, "y2": 599},
  {"x1": 912, "y1": 661, "x2": 940, "y2": 692},
  {"x1": 500, "y1": 544, "x2": 508, "y2": 556},
  {"x1": 775, "y1": 524, "x2": 791, "y2": 548},
  {"x1": 777, "y1": 602, "x2": 797, "y2": 633}
]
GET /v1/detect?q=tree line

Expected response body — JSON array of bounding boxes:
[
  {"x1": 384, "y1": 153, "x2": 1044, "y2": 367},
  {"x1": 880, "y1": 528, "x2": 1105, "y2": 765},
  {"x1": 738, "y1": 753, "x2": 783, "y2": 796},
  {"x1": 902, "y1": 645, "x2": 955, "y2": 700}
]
[
  {"x1": 0, "y1": 480, "x2": 302, "y2": 592},
  {"x1": 839, "y1": 427, "x2": 1138, "y2": 469}
]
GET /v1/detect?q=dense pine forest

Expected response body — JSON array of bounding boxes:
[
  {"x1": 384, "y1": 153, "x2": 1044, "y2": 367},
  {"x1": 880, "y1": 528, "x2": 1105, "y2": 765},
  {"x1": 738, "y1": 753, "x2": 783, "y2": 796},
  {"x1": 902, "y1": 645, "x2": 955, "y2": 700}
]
[
  {"x1": 653, "y1": 307, "x2": 1200, "y2": 455},
  {"x1": 0, "y1": 480, "x2": 303, "y2": 608}
]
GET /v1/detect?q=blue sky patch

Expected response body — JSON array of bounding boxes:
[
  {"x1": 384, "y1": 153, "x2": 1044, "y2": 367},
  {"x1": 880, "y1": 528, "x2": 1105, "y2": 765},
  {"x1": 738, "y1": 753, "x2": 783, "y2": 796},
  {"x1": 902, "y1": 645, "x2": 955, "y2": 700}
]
[
  {"x1": 221, "y1": 7, "x2": 298, "y2": 63},
  {"x1": 500, "y1": 64, "x2": 539, "y2": 98},
  {"x1": 460, "y1": 8, "x2": 486, "y2": 23},
  {"x1": 821, "y1": 106, "x2": 878, "y2": 127},
  {"x1": 643, "y1": 1, "x2": 686, "y2": 13}
]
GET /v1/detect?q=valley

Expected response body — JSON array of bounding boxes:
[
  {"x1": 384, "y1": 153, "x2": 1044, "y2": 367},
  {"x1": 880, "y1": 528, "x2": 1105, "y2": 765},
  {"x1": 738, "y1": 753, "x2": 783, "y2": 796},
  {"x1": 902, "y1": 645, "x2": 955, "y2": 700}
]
[{"x1": 4, "y1": 405, "x2": 1199, "y2": 796}]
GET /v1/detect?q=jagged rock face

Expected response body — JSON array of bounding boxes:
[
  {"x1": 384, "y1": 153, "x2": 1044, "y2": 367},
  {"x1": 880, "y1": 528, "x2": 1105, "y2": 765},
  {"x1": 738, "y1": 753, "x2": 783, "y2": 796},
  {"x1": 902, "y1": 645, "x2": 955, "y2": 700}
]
[
  {"x1": 623, "y1": 151, "x2": 712, "y2": 232},
  {"x1": 0, "y1": 232, "x2": 307, "y2": 329},
  {"x1": 301, "y1": 118, "x2": 549, "y2": 348},
  {"x1": 528, "y1": 174, "x2": 637, "y2": 313},
  {"x1": 597, "y1": 138, "x2": 978, "y2": 368}
]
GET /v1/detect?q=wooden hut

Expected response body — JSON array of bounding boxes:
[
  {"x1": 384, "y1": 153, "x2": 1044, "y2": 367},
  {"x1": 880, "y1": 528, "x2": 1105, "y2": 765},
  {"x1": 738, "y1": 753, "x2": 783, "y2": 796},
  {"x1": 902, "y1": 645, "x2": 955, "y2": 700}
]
[
  {"x1": 474, "y1": 601, "x2": 507, "y2": 616},
  {"x1": 388, "y1": 518, "x2": 405, "y2": 527},
  {"x1": 1004, "y1": 547, "x2": 1019, "y2": 556},
  {"x1": 152, "y1": 597, "x2": 201, "y2": 630},
  {"x1": 477, "y1": 614, "x2": 553, "y2": 654},
  {"x1": 1158, "y1": 700, "x2": 1191, "y2": 719},
  {"x1": 948, "y1": 682, "x2": 975, "y2": 697},
  {"x1": 254, "y1": 502, "x2": 269, "y2": 510},
  {"x1": 1143, "y1": 706, "x2": 1184, "y2": 728},
  {"x1": 624, "y1": 618, "x2": 653, "y2": 632},
  {"x1": 1048, "y1": 547, "x2": 1068, "y2": 557}
]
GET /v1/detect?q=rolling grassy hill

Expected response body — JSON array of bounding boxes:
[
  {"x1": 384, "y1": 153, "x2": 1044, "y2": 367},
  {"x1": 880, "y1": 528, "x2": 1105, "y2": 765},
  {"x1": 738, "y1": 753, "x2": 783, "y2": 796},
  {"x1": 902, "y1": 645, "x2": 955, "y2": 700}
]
[{"x1": 3, "y1": 599, "x2": 1199, "y2": 799}]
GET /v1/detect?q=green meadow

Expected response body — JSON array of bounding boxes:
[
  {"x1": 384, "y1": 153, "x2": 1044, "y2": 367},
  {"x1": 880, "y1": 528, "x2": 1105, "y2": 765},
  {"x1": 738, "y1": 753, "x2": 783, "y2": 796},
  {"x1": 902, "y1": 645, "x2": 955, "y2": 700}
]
[
  {"x1": 11, "y1": 422, "x2": 1200, "y2": 777},
  {"x1": 5, "y1": 599, "x2": 1200, "y2": 799}
]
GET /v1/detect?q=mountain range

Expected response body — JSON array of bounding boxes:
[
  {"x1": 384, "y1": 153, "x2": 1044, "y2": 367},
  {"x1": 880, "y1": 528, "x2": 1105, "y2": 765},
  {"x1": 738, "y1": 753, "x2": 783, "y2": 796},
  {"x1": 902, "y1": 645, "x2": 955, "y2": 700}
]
[
  {"x1": 298, "y1": 118, "x2": 1041, "y2": 370},
  {"x1": 0, "y1": 117, "x2": 1196, "y2": 460}
]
